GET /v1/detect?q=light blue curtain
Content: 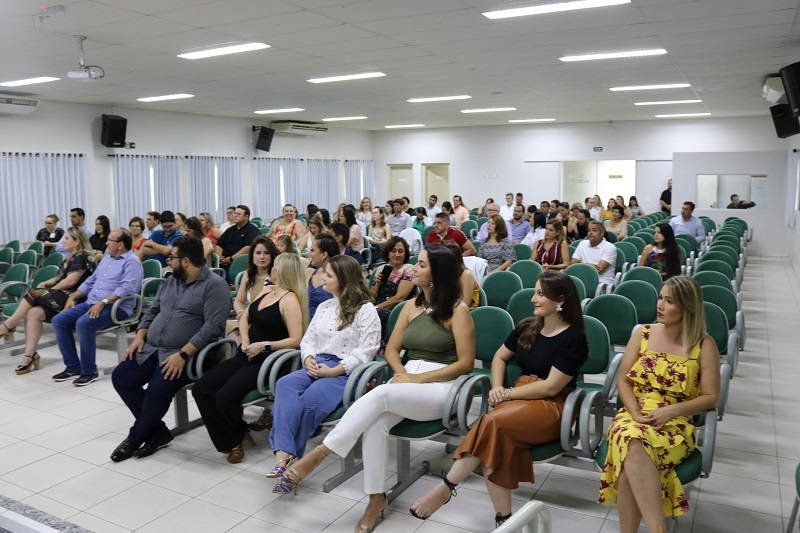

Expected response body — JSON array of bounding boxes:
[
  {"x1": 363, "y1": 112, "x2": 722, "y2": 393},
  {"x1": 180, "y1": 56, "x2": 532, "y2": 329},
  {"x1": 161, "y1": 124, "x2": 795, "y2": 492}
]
[
  {"x1": 188, "y1": 156, "x2": 215, "y2": 217},
  {"x1": 255, "y1": 157, "x2": 282, "y2": 219},
  {"x1": 217, "y1": 157, "x2": 242, "y2": 222},
  {"x1": 344, "y1": 159, "x2": 375, "y2": 206},
  {"x1": 362, "y1": 160, "x2": 375, "y2": 203},
  {"x1": 786, "y1": 150, "x2": 798, "y2": 229},
  {"x1": 284, "y1": 158, "x2": 308, "y2": 213},
  {"x1": 307, "y1": 158, "x2": 339, "y2": 212},
  {"x1": 114, "y1": 154, "x2": 154, "y2": 226},
  {"x1": 0, "y1": 152, "x2": 87, "y2": 243},
  {"x1": 153, "y1": 156, "x2": 181, "y2": 212}
]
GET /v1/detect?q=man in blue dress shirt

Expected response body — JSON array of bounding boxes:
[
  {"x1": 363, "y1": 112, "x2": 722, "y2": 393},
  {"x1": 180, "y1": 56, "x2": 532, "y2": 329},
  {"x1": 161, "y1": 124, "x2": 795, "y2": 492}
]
[{"x1": 669, "y1": 201, "x2": 706, "y2": 244}]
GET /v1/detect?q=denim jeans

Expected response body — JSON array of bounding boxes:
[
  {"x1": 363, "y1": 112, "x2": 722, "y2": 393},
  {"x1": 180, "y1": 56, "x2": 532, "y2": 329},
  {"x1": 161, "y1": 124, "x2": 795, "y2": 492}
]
[{"x1": 52, "y1": 302, "x2": 129, "y2": 375}]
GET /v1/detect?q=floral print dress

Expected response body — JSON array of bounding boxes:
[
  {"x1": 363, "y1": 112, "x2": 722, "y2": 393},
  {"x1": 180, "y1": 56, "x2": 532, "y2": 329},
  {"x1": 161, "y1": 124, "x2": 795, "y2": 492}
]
[{"x1": 598, "y1": 324, "x2": 702, "y2": 517}]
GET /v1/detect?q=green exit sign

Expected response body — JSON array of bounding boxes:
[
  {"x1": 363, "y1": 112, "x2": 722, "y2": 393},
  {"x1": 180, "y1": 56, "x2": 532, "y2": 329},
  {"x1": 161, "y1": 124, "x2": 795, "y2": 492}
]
[
  {"x1": 125, "y1": 142, "x2": 136, "y2": 149},
  {"x1": 593, "y1": 146, "x2": 603, "y2": 152}
]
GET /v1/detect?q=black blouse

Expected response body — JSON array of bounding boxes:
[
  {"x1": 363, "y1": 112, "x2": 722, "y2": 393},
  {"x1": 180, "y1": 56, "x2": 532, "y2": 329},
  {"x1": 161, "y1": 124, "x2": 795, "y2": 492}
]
[{"x1": 504, "y1": 325, "x2": 588, "y2": 389}]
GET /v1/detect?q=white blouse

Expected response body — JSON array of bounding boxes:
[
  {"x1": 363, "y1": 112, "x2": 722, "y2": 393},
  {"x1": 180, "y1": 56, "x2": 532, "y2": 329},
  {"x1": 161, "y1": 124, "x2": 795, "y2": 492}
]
[{"x1": 300, "y1": 298, "x2": 381, "y2": 374}]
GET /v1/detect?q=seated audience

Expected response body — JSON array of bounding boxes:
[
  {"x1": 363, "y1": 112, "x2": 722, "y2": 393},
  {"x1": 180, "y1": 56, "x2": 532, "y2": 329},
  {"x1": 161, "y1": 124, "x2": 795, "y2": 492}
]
[
  {"x1": 143, "y1": 210, "x2": 161, "y2": 238},
  {"x1": 442, "y1": 241, "x2": 480, "y2": 310},
  {"x1": 366, "y1": 207, "x2": 391, "y2": 260},
  {"x1": 193, "y1": 253, "x2": 308, "y2": 464},
  {"x1": 275, "y1": 235, "x2": 295, "y2": 255},
  {"x1": 357, "y1": 197, "x2": 373, "y2": 228},
  {"x1": 507, "y1": 205, "x2": 531, "y2": 244},
  {"x1": 570, "y1": 221, "x2": 617, "y2": 286},
  {"x1": 89, "y1": 216, "x2": 111, "y2": 262},
  {"x1": 401, "y1": 197, "x2": 416, "y2": 218},
  {"x1": 521, "y1": 212, "x2": 546, "y2": 247},
  {"x1": 598, "y1": 276, "x2": 720, "y2": 531},
  {"x1": 36, "y1": 214, "x2": 64, "y2": 256},
  {"x1": 137, "y1": 211, "x2": 185, "y2": 267},
  {"x1": 219, "y1": 207, "x2": 235, "y2": 233},
  {"x1": 342, "y1": 206, "x2": 364, "y2": 253},
  {"x1": 639, "y1": 223, "x2": 682, "y2": 280},
  {"x1": 500, "y1": 193, "x2": 515, "y2": 220},
  {"x1": 411, "y1": 271, "x2": 587, "y2": 528},
  {"x1": 267, "y1": 255, "x2": 379, "y2": 489},
  {"x1": 268, "y1": 204, "x2": 306, "y2": 244},
  {"x1": 628, "y1": 196, "x2": 645, "y2": 217},
  {"x1": 54, "y1": 207, "x2": 88, "y2": 259},
  {"x1": 475, "y1": 203, "x2": 501, "y2": 242},
  {"x1": 318, "y1": 208, "x2": 331, "y2": 227},
  {"x1": 1, "y1": 227, "x2": 97, "y2": 374},
  {"x1": 441, "y1": 201, "x2": 455, "y2": 225},
  {"x1": 299, "y1": 215, "x2": 326, "y2": 256},
  {"x1": 129, "y1": 217, "x2": 147, "y2": 251},
  {"x1": 427, "y1": 213, "x2": 476, "y2": 256},
  {"x1": 427, "y1": 194, "x2": 442, "y2": 219},
  {"x1": 412, "y1": 207, "x2": 433, "y2": 233},
  {"x1": 727, "y1": 194, "x2": 756, "y2": 209},
  {"x1": 329, "y1": 222, "x2": 363, "y2": 263},
  {"x1": 215, "y1": 205, "x2": 260, "y2": 268},
  {"x1": 307, "y1": 234, "x2": 340, "y2": 318},
  {"x1": 175, "y1": 212, "x2": 187, "y2": 234},
  {"x1": 369, "y1": 236, "x2": 415, "y2": 336},
  {"x1": 306, "y1": 204, "x2": 319, "y2": 221},
  {"x1": 199, "y1": 212, "x2": 222, "y2": 246},
  {"x1": 452, "y1": 195, "x2": 470, "y2": 228},
  {"x1": 601, "y1": 198, "x2": 615, "y2": 220},
  {"x1": 575, "y1": 209, "x2": 591, "y2": 240},
  {"x1": 531, "y1": 219, "x2": 570, "y2": 271},
  {"x1": 183, "y1": 216, "x2": 215, "y2": 264},
  {"x1": 228, "y1": 236, "x2": 281, "y2": 343},
  {"x1": 558, "y1": 202, "x2": 578, "y2": 241},
  {"x1": 669, "y1": 202, "x2": 706, "y2": 244},
  {"x1": 110, "y1": 237, "x2": 230, "y2": 462},
  {"x1": 386, "y1": 199, "x2": 412, "y2": 235},
  {"x1": 476, "y1": 215, "x2": 516, "y2": 273},
  {"x1": 604, "y1": 204, "x2": 628, "y2": 240},
  {"x1": 615, "y1": 195, "x2": 633, "y2": 220},
  {"x1": 479, "y1": 198, "x2": 494, "y2": 217},
  {"x1": 279, "y1": 244, "x2": 474, "y2": 533}
]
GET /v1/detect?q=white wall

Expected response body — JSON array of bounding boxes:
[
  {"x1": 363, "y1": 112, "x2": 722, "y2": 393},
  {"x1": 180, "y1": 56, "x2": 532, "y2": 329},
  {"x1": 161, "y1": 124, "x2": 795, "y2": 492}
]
[{"x1": 0, "y1": 99, "x2": 373, "y2": 227}]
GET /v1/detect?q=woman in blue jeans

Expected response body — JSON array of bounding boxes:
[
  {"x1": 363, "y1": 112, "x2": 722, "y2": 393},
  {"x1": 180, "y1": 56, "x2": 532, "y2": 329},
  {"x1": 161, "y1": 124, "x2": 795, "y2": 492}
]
[{"x1": 269, "y1": 255, "x2": 381, "y2": 492}]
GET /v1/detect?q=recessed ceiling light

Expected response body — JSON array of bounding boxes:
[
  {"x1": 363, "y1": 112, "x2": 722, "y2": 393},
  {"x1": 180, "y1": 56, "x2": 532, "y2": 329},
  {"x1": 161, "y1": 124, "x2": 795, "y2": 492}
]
[
  {"x1": 560, "y1": 49, "x2": 667, "y2": 62},
  {"x1": 634, "y1": 100, "x2": 702, "y2": 106},
  {"x1": 610, "y1": 83, "x2": 690, "y2": 91},
  {"x1": 407, "y1": 95, "x2": 471, "y2": 103},
  {"x1": 254, "y1": 108, "x2": 305, "y2": 114},
  {"x1": 655, "y1": 113, "x2": 710, "y2": 118},
  {"x1": 0, "y1": 76, "x2": 59, "y2": 87},
  {"x1": 508, "y1": 118, "x2": 557, "y2": 123},
  {"x1": 385, "y1": 124, "x2": 425, "y2": 129},
  {"x1": 321, "y1": 116, "x2": 368, "y2": 122},
  {"x1": 461, "y1": 107, "x2": 516, "y2": 113},
  {"x1": 178, "y1": 42, "x2": 269, "y2": 60},
  {"x1": 484, "y1": 0, "x2": 629, "y2": 19},
  {"x1": 308, "y1": 72, "x2": 385, "y2": 84},
  {"x1": 137, "y1": 93, "x2": 194, "y2": 102}
]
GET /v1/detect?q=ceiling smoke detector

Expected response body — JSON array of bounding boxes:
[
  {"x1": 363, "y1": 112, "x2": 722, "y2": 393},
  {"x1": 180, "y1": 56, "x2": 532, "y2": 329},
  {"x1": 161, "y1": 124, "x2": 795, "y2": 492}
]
[{"x1": 67, "y1": 35, "x2": 104, "y2": 82}]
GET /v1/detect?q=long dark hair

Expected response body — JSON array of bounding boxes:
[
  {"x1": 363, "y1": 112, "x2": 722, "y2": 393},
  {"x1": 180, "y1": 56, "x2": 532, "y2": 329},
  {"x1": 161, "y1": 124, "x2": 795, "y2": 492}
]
[
  {"x1": 655, "y1": 223, "x2": 682, "y2": 279},
  {"x1": 517, "y1": 271, "x2": 585, "y2": 352},
  {"x1": 342, "y1": 206, "x2": 357, "y2": 227},
  {"x1": 95, "y1": 215, "x2": 110, "y2": 238},
  {"x1": 246, "y1": 235, "x2": 280, "y2": 292},
  {"x1": 415, "y1": 243, "x2": 462, "y2": 325}
]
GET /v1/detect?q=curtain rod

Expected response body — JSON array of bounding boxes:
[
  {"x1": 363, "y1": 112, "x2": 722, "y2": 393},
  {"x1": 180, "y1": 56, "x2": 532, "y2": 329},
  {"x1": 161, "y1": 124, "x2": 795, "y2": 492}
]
[
  {"x1": 107, "y1": 155, "x2": 243, "y2": 159},
  {"x1": 3, "y1": 152, "x2": 85, "y2": 157}
]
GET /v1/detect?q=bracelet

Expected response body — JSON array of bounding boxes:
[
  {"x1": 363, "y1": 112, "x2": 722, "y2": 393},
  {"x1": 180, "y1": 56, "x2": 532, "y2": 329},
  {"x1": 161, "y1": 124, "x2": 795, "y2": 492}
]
[{"x1": 504, "y1": 388, "x2": 512, "y2": 400}]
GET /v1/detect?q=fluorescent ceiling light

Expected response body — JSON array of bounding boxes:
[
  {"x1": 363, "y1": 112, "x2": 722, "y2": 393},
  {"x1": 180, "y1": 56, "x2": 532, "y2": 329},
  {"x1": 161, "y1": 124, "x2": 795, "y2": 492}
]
[
  {"x1": 308, "y1": 72, "x2": 385, "y2": 84},
  {"x1": 254, "y1": 108, "x2": 304, "y2": 114},
  {"x1": 610, "y1": 83, "x2": 690, "y2": 91},
  {"x1": 560, "y1": 48, "x2": 667, "y2": 62},
  {"x1": 321, "y1": 116, "x2": 368, "y2": 122},
  {"x1": 178, "y1": 42, "x2": 269, "y2": 60},
  {"x1": 508, "y1": 118, "x2": 557, "y2": 123},
  {"x1": 484, "y1": 0, "x2": 629, "y2": 19},
  {"x1": 461, "y1": 107, "x2": 516, "y2": 113},
  {"x1": 635, "y1": 100, "x2": 702, "y2": 106},
  {"x1": 137, "y1": 93, "x2": 194, "y2": 102},
  {"x1": 0, "y1": 76, "x2": 59, "y2": 87},
  {"x1": 408, "y1": 95, "x2": 471, "y2": 103},
  {"x1": 385, "y1": 124, "x2": 425, "y2": 129},
  {"x1": 655, "y1": 112, "x2": 710, "y2": 118}
]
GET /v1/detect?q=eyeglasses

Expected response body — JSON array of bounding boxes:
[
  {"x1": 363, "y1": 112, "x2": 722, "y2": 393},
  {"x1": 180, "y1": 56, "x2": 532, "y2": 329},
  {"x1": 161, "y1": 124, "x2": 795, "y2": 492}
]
[
  {"x1": 166, "y1": 255, "x2": 185, "y2": 261},
  {"x1": 107, "y1": 238, "x2": 122, "y2": 243}
]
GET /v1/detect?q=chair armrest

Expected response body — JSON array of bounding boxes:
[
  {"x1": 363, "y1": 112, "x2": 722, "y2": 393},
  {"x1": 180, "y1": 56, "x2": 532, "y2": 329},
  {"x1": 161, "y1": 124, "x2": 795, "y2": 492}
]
[
  {"x1": 110, "y1": 293, "x2": 143, "y2": 325},
  {"x1": 726, "y1": 331, "x2": 739, "y2": 374},
  {"x1": 560, "y1": 388, "x2": 585, "y2": 451},
  {"x1": 0, "y1": 280, "x2": 29, "y2": 299},
  {"x1": 603, "y1": 353, "x2": 624, "y2": 401},
  {"x1": 361, "y1": 248, "x2": 372, "y2": 267},
  {"x1": 700, "y1": 407, "x2": 719, "y2": 477},
  {"x1": 580, "y1": 298, "x2": 590, "y2": 313},
  {"x1": 735, "y1": 311, "x2": 745, "y2": 349},
  {"x1": 595, "y1": 282, "x2": 607, "y2": 298},
  {"x1": 717, "y1": 363, "x2": 731, "y2": 420},
  {"x1": 142, "y1": 277, "x2": 165, "y2": 297},
  {"x1": 211, "y1": 267, "x2": 225, "y2": 278},
  {"x1": 579, "y1": 390, "x2": 605, "y2": 455},
  {"x1": 440, "y1": 374, "x2": 472, "y2": 430},
  {"x1": 456, "y1": 374, "x2": 491, "y2": 431},
  {"x1": 347, "y1": 361, "x2": 391, "y2": 408},
  {"x1": 614, "y1": 272, "x2": 622, "y2": 287},
  {"x1": 266, "y1": 349, "x2": 303, "y2": 396},
  {"x1": 189, "y1": 338, "x2": 238, "y2": 381}
]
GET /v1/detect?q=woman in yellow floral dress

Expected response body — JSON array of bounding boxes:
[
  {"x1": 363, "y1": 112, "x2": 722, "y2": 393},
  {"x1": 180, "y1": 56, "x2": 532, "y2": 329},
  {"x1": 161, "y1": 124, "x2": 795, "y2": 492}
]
[{"x1": 598, "y1": 276, "x2": 720, "y2": 533}]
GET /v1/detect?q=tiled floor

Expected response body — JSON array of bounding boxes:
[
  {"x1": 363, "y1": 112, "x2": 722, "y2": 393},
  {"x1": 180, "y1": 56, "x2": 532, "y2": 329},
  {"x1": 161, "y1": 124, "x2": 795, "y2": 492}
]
[{"x1": 0, "y1": 255, "x2": 795, "y2": 532}]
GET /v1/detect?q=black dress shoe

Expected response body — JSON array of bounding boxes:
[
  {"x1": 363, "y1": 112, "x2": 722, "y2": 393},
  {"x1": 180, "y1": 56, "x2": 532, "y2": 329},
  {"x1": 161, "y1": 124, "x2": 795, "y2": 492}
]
[
  {"x1": 133, "y1": 431, "x2": 174, "y2": 458},
  {"x1": 110, "y1": 439, "x2": 140, "y2": 463}
]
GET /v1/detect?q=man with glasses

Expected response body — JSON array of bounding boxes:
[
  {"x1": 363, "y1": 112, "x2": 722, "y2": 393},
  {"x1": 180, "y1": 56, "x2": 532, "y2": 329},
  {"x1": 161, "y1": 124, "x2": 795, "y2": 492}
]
[
  {"x1": 219, "y1": 206, "x2": 236, "y2": 233},
  {"x1": 55, "y1": 207, "x2": 92, "y2": 259},
  {"x1": 215, "y1": 204, "x2": 260, "y2": 268},
  {"x1": 109, "y1": 237, "x2": 229, "y2": 462},
  {"x1": 136, "y1": 210, "x2": 185, "y2": 267},
  {"x1": 474, "y1": 203, "x2": 501, "y2": 242},
  {"x1": 52, "y1": 228, "x2": 143, "y2": 386}
]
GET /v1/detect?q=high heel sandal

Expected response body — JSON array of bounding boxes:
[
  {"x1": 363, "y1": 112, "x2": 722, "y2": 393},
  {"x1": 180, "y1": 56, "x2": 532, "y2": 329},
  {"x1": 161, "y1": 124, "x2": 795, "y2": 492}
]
[
  {"x1": 409, "y1": 471, "x2": 458, "y2": 520},
  {"x1": 495, "y1": 512, "x2": 512, "y2": 527},
  {"x1": 354, "y1": 493, "x2": 387, "y2": 533},
  {"x1": 226, "y1": 431, "x2": 256, "y2": 464},
  {"x1": 265, "y1": 454, "x2": 296, "y2": 478},
  {"x1": 0, "y1": 321, "x2": 16, "y2": 341},
  {"x1": 274, "y1": 445, "x2": 329, "y2": 495},
  {"x1": 15, "y1": 353, "x2": 40, "y2": 375}
]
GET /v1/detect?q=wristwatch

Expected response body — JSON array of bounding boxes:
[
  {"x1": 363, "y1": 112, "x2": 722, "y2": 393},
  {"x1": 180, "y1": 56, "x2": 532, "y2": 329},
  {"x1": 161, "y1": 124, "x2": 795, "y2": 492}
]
[
  {"x1": 179, "y1": 350, "x2": 189, "y2": 361},
  {"x1": 101, "y1": 298, "x2": 110, "y2": 305},
  {"x1": 262, "y1": 341, "x2": 271, "y2": 352}
]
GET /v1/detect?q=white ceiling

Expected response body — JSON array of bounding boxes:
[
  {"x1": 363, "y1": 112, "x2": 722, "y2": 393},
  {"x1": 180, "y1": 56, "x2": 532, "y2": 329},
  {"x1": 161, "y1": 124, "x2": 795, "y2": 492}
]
[{"x1": 1, "y1": 0, "x2": 799, "y2": 130}]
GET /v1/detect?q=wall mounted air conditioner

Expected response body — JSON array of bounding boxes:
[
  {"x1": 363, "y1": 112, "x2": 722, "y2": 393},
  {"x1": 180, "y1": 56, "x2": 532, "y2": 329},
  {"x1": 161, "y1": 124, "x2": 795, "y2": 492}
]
[
  {"x1": 0, "y1": 94, "x2": 39, "y2": 115},
  {"x1": 271, "y1": 121, "x2": 329, "y2": 136}
]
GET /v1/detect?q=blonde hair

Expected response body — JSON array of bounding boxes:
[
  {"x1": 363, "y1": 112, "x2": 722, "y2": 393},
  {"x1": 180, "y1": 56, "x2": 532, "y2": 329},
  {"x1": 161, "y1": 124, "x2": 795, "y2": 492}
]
[
  {"x1": 662, "y1": 275, "x2": 706, "y2": 353},
  {"x1": 46, "y1": 214, "x2": 59, "y2": 223},
  {"x1": 274, "y1": 253, "x2": 309, "y2": 334},
  {"x1": 328, "y1": 255, "x2": 371, "y2": 330},
  {"x1": 67, "y1": 226, "x2": 92, "y2": 254}
]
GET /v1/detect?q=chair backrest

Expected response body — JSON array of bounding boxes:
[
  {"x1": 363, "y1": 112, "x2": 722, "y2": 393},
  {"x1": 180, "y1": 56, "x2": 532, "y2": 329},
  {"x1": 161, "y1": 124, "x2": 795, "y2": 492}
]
[
  {"x1": 259, "y1": 227, "x2": 270, "y2": 235},
  {"x1": 569, "y1": 275, "x2": 586, "y2": 301},
  {"x1": 0, "y1": 264, "x2": 29, "y2": 297},
  {"x1": 621, "y1": 266, "x2": 662, "y2": 294},
  {"x1": 476, "y1": 217, "x2": 488, "y2": 227},
  {"x1": 471, "y1": 240, "x2": 481, "y2": 253},
  {"x1": 711, "y1": 234, "x2": 741, "y2": 252},
  {"x1": 421, "y1": 225, "x2": 436, "y2": 242},
  {"x1": 634, "y1": 231, "x2": 654, "y2": 245},
  {"x1": 701, "y1": 218, "x2": 717, "y2": 234},
  {"x1": 704, "y1": 301, "x2": 729, "y2": 355},
  {"x1": 471, "y1": 306, "x2": 515, "y2": 366},
  {"x1": 30, "y1": 265, "x2": 59, "y2": 288},
  {"x1": 409, "y1": 254, "x2": 418, "y2": 265},
  {"x1": 627, "y1": 219, "x2": 643, "y2": 232},
  {"x1": 460, "y1": 220, "x2": 478, "y2": 238},
  {"x1": 4, "y1": 240, "x2": 20, "y2": 252},
  {"x1": 398, "y1": 228, "x2": 423, "y2": 255},
  {"x1": 42, "y1": 251, "x2": 64, "y2": 269},
  {"x1": 15, "y1": 250, "x2": 37, "y2": 266},
  {"x1": 603, "y1": 230, "x2": 618, "y2": 243},
  {"x1": 693, "y1": 270, "x2": 732, "y2": 291},
  {"x1": 507, "y1": 260, "x2": 542, "y2": 289},
  {"x1": 584, "y1": 294, "x2": 638, "y2": 346},
  {"x1": 624, "y1": 235, "x2": 647, "y2": 255},
  {"x1": 27, "y1": 241, "x2": 43, "y2": 255},
  {"x1": 141, "y1": 259, "x2": 162, "y2": 280},
  {"x1": 583, "y1": 316, "x2": 612, "y2": 375},
  {"x1": 565, "y1": 263, "x2": 599, "y2": 298},
  {"x1": 481, "y1": 271, "x2": 523, "y2": 309},
  {"x1": 385, "y1": 300, "x2": 407, "y2": 341},
  {"x1": 694, "y1": 259, "x2": 734, "y2": 281},
  {"x1": 615, "y1": 241, "x2": 640, "y2": 266},
  {"x1": 228, "y1": 255, "x2": 250, "y2": 285},
  {"x1": 506, "y1": 288, "x2": 535, "y2": 325},
  {"x1": 469, "y1": 213, "x2": 478, "y2": 221},
  {"x1": 675, "y1": 234, "x2": 699, "y2": 254},
  {"x1": 478, "y1": 286, "x2": 487, "y2": 307},
  {"x1": 676, "y1": 241, "x2": 691, "y2": 263},
  {"x1": 513, "y1": 243, "x2": 532, "y2": 261},
  {"x1": 0, "y1": 248, "x2": 12, "y2": 264},
  {"x1": 251, "y1": 217, "x2": 262, "y2": 228},
  {"x1": 614, "y1": 280, "x2": 659, "y2": 324},
  {"x1": 698, "y1": 250, "x2": 736, "y2": 272},
  {"x1": 701, "y1": 285, "x2": 737, "y2": 330},
  {"x1": 614, "y1": 249, "x2": 626, "y2": 275}
]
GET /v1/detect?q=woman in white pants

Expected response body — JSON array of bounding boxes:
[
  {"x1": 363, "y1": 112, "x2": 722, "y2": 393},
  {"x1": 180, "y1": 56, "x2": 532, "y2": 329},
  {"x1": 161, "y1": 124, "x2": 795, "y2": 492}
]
[{"x1": 281, "y1": 243, "x2": 475, "y2": 533}]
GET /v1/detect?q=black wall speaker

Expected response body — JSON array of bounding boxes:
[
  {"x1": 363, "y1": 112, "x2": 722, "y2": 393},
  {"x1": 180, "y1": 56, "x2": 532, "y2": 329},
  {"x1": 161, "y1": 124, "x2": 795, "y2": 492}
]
[
  {"x1": 770, "y1": 104, "x2": 800, "y2": 139},
  {"x1": 780, "y1": 61, "x2": 800, "y2": 116},
  {"x1": 101, "y1": 114, "x2": 127, "y2": 147},
  {"x1": 255, "y1": 126, "x2": 275, "y2": 151}
]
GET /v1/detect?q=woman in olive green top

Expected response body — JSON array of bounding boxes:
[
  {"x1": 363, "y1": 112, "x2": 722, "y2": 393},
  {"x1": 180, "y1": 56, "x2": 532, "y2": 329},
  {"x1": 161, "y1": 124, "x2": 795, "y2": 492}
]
[{"x1": 280, "y1": 243, "x2": 476, "y2": 533}]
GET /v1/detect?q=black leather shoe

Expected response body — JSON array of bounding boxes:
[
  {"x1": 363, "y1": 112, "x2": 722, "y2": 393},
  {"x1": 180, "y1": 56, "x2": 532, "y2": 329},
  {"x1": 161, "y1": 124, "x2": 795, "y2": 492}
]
[
  {"x1": 110, "y1": 439, "x2": 140, "y2": 463},
  {"x1": 133, "y1": 431, "x2": 174, "y2": 458}
]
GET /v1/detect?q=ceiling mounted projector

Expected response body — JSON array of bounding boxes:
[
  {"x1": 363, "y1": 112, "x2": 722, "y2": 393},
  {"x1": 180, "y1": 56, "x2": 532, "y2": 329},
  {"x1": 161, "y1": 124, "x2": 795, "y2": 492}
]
[{"x1": 68, "y1": 35, "x2": 104, "y2": 82}]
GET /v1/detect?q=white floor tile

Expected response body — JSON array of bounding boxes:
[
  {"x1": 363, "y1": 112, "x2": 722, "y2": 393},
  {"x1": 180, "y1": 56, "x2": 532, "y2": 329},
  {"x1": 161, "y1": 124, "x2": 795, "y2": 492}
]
[
  {"x1": 147, "y1": 456, "x2": 240, "y2": 497},
  {"x1": 19, "y1": 494, "x2": 79, "y2": 520},
  {"x1": 85, "y1": 482, "x2": 190, "y2": 530},
  {"x1": 1, "y1": 453, "x2": 95, "y2": 493},
  {"x1": 40, "y1": 466, "x2": 140, "y2": 510},
  {"x1": 254, "y1": 490, "x2": 357, "y2": 533},
  {"x1": 136, "y1": 499, "x2": 248, "y2": 533}
]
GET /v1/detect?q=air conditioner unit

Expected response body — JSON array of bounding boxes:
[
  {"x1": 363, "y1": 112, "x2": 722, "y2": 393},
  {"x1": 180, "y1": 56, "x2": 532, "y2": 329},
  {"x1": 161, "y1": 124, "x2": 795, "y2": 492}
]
[
  {"x1": 271, "y1": 121, "x2": 329, "y2": 136},
  {"x1": 0, "y1": 94, "x2": 39, "y2": 115}
]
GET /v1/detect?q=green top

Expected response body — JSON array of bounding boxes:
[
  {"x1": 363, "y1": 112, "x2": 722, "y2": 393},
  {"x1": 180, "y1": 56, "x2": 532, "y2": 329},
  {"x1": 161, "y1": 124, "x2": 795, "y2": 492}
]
[{"x1": 402, "y1": 310, "x2": 458, "y2": 365}]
